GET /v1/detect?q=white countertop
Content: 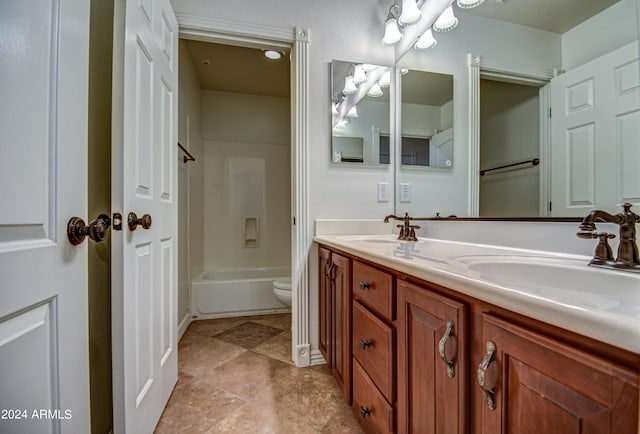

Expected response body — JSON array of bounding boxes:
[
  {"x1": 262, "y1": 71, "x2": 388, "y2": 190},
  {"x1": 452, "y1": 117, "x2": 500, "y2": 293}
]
[{"x1": 315, "y1": 234, "x2": 640, "y2": 354}]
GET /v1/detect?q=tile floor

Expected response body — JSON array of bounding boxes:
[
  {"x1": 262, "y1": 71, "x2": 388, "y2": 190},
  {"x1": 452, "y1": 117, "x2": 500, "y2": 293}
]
[{"x1": 155, "y1": 313, "x2": 364, "y2": 433}]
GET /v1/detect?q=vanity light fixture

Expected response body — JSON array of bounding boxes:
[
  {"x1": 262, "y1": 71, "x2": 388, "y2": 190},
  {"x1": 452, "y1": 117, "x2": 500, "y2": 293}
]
[
  {"x1": 399, "y1": 0, "x2": 422, "y2": 25},
  {"x1": 343, "y1": 75, "x2": 358, "y2": 94},
  {"x1": 347, "y1": 105, "x2": 359, "y2": 118},
  {"x1": 382, "y1": 4, "x2": 403, "y2": 45},
  {"x1": 367, "y1": 82, "x2": 384, "y2": 97},
  {"x1": 362, "y1": 63, "x2": 378, "y2": 72},
  {"x1": 353, "y1": 64, "x2": 368, "y2": 85},
  {"x1": 415, "y1": 27, "x2": 437, "y2": 50},
  {"x1": 457, "y1": 0, "x2": 484, "y2": 8},
  {"x1": 433, "y1": 5, "x2": 458, "y2": 32}
]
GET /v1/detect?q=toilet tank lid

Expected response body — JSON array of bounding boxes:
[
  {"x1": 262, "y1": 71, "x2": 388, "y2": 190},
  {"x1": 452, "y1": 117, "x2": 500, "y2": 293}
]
[{"x1": 273, "y1": 277, "x2": 291, "y2": 290}]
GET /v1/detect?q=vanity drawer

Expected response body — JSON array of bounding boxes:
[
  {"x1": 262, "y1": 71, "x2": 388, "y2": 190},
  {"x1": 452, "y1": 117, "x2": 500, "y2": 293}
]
[
  {"x1": 353, "y1": 301, "x2": 395, "y2": 402},
  {"x1": 353, "y1": 260, "x2": 394, "y2": 320},
  {"x1": 352, "y1": 358, "x2": 394, "y2": 434}
]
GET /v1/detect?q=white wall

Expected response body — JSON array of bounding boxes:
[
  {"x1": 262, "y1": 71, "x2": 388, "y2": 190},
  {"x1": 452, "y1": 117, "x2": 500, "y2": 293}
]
[
  {"x1": 178, "y1": 39, "x2": 203, "y2": 327},
  {"x1": 201, "y1": 91, "x2": 291, "y2": 270},
  {"x1": 169, "y1": 0, "x2": 563, "y2": 355},
  {"x1": 562, "y1": 0, "x2": 637, "y2": 70}
]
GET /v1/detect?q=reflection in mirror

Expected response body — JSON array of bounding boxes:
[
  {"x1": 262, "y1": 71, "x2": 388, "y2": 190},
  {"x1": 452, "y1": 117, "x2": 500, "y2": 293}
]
[
  {"x1": 331, "y1": 60, "x2": 391, "y2": 164},
  {"x1": 400, "y1": 69, "x2": 453, "y2": 168},
  {"x1": 394, "y1": 0, "x2": 639, "y2": 218}
]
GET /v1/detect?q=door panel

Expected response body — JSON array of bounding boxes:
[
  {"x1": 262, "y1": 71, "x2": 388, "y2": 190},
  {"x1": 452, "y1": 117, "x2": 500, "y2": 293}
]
[
  {"x1": 112, "y1": 0, "x2": 178, "y2": 432},
  {"x1": 397, "y1": 280, "x2": 467, "y2": 434},
  {"x1": 0, "y1": 0, "x2": 90, "y2": 432},
  {"x1": 480, "y1": 314, "x2": 638, "y2": 434},
  {"x1": 551, "y1": 41, "x2": 640, "y2": 215}
]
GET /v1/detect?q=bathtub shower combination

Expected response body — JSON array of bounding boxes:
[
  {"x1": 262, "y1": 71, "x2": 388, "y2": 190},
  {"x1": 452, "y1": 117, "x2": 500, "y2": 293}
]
[{"x1": 191, "y1": 266, "x2": 291, "y2": 319}]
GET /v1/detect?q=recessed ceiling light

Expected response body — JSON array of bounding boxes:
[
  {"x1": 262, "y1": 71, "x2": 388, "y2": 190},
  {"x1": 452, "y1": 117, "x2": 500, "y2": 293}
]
[{"x1": 264, "y1": 50, "x2": 282, "y2": 60}]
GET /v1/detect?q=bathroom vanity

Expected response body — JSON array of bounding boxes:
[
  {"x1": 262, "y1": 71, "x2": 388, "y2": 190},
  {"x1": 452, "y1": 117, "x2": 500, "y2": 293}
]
[{"x1": 316, "y1": 235, "x2": 640, "y2": 434}]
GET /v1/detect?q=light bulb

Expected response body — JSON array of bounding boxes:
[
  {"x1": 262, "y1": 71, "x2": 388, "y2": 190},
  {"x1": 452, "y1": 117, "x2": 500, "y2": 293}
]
[
  {"x1": 378, "y1": 70, "x2": 391, "y2": 88},
  {"x1": 399, "y1": 0, "x2": 422, "y2": 25},
  {"x1": 347, "y1": 105, "x2": 359, "y2": 118},
  {"x1": 415, "y1": 28, "x2": 437, "y2": 50},
  {"x1": 457, "y1": 0, "x2": 485, "y2": 9},
  {"x1": 343, "y1": 75, "x2": 358, "y2": 94},
  {"x1": 353, "y1": 64, "x2": 367, "y2": 85},
  {"x1": 434, "y1": 5, "x2": 458, "y2": 32},
  {"x1": 382, "y1": 17, "x2": 403, "y2": 45},
  {"x1": 332, "y1": 102, "x2": 338, "y2": 116},
  {"x1": 367, "y1": 83, "x2": 384, "y2": 97}
]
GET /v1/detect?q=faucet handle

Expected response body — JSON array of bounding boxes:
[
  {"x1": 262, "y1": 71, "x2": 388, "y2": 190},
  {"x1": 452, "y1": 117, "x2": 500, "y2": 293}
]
[{"x1": 593, "y1": 232, "x2": 616, "y2": 262}]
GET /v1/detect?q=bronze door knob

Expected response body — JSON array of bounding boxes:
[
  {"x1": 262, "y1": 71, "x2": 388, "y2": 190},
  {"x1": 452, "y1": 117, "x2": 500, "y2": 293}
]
[
  {"x1": 128, "y1": 212, "x2": 152, "y2": 231},
  {"x1": 67, "y1": 214, "x2": 111, "y2": 245}
]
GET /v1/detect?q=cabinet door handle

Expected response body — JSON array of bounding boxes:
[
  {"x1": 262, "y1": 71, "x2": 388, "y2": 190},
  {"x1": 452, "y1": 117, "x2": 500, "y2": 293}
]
[
  {"x1": 359, "y1": 339, "x2": 372, "y2": 350},
  {"x1": 438, "y1": 320, "x2": 456, "y2": 378},
  {"x1": 325, "y1": 263, "x2": 335, "y2": 279},
  {"x1": 477, "y1": 341, "x2": 497, "y2": 410},
  {"x1": 359, "y1": 281, "x2": 370, "y2": 290},
  {"x1": 359, "y1": 405, "x2": 371, "y2": 418}
]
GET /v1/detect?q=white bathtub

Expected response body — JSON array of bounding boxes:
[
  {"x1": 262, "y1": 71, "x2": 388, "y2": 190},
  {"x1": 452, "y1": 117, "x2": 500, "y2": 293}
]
[{"x1": 191, "y1": 266, "x2": 291, "y2": 319}]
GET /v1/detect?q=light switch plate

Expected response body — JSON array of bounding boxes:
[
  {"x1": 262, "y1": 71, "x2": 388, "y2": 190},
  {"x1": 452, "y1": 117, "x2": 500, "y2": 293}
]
[
  {"x1": 377, "y1": 182, "x2": 390, "y2": 202},
  {"x1": 399, "y1": 183, "x2": 411, "y2": 202}
]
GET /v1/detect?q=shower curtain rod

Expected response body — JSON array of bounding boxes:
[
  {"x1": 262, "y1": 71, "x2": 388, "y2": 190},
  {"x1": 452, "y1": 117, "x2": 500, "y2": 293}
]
[{"x1": 177, "y1": 142, "x2": 196, "y2": 164}]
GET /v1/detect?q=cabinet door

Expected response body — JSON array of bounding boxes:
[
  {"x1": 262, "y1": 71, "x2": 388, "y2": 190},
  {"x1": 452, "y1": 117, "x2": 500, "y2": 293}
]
[
  {"x1": 331, "y1": 252, "x2": 352, "y2": 403},
  {"x1": 397, "y1": 280, "x2": 468, "y2": 434},
  {"x1": 478, "y1": 314, "x2": 639, "y2": 434},
  {"x1": 318, "y1": 247, "x2": 332, "y2": 364}
]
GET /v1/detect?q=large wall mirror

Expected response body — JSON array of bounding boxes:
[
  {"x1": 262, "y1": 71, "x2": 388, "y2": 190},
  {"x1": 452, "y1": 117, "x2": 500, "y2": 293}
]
[
  {"x1": 331, "y1": 60, "x2": 392, "y2": 165},
  {"x1": 394, "y1": 0, "x2": 639, "y2": 218}
]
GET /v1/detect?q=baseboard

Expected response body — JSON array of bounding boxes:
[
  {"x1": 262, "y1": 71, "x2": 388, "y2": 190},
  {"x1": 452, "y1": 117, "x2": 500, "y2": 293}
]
[
  {"x1": 178, "y1": 312, "x2": 192, "y2": 341},
  {"x1": 310, "y1": 348, "x2": 327, "y2": 366},
  {"x1": 191, "y1": 307, "x2": 291, "y2": 321}
]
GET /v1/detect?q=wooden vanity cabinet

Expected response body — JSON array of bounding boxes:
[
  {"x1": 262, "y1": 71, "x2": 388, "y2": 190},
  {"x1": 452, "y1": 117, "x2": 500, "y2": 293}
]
[
  {"x1": 478, "y1": 313, "x2": 639, "y2": 434},
  {"x1": 318, "y1": 246, "x2": 352, "y2": 403},
  {"x1": 397, "y1": 279, "x2": 468, "y2": 434},
  {"x1": 317, "y1": 245, "x2": 639, "y2": 434}
]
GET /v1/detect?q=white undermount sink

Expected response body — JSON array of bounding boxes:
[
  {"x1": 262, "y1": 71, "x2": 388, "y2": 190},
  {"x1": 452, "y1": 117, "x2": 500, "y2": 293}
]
[{"x1": 455, "y1": 255, "x2": 640, "y2": 314}]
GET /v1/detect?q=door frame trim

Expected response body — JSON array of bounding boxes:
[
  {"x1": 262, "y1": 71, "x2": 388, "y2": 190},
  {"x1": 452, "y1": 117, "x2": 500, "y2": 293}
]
[
  {"x1": 177, "y1": 14, "x2": 312, "y2": 367},
  {"x1": 467, "y1": 53, "x2": 556, "y2": 217}
]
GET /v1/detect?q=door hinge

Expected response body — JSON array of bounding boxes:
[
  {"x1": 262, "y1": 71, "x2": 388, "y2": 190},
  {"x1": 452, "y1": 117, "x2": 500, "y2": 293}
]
[
  {"x1": 293, "y1": 216, "x2": 296, "y2": 225},
  {"x1": 549, "y1": 201, "x2": 552, "y2": 212},
  {"x1": 549, "y1": 108, "x2": 552, "y2": 118}
]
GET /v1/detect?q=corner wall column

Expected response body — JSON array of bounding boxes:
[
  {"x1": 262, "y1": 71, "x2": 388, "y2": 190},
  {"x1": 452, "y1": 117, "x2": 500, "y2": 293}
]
[{"x1": 291, "y1": 27, "x2": 311, "y2": 367}]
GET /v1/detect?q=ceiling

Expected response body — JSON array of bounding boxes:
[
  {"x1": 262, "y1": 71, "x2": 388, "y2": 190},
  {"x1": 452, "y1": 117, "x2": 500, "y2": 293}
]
[
  {"x1": 461, "y1": 0, "x2": 619, "y2": 34},
  {"x1": 401, "y1": 70, "x2": 453, "y2": 106},
  {"x1": 185, "y1": 39, "x2": 290, "y2": 98},
  {"x1": 185, "y1": 0, "x2": 620, "y2": 99}
]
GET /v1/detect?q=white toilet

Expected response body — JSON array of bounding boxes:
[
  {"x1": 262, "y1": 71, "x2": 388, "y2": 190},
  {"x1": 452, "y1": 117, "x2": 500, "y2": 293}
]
[{"x1": 273, "y1": 277, "x2": 292, "y2": 307}]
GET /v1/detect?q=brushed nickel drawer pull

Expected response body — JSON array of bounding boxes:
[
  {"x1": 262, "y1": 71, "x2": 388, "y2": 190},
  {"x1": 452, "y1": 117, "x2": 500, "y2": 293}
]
[
  {"x1": 477, "y1": 341, "x2": 497, "y2": 410},
  {"x1": 438, "y1": 320, "x2": 456, "y2": 378}
]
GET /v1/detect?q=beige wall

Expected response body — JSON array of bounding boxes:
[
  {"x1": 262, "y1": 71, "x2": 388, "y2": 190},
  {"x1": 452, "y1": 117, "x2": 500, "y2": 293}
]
[
  {"x1": 479, "y1": 79, "x2": 540, "y2": 217},
  {"x1": 201, "y1": 91, "x2": 291, "y2": 270},
  {"x1": 88, "y1": 0, "x2": 114, "y2": 432},
  {"x1": 178, "y1": 40, "x2": 203, "y2": 328}
]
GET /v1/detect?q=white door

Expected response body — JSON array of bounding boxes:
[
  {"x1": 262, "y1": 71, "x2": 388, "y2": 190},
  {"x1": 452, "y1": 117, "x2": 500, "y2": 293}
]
[
  {"x1": 0, "y1": 1, "x2": 91, "y2": 433},
  {"x1": 111, "y1": 0, "x2": 179, "y2": 432},
  {"x1": 550, "y1": 41, "x2": 640, "y2": 216}
]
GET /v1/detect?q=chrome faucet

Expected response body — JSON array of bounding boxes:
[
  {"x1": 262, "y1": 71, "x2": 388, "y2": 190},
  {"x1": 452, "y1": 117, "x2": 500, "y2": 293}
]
[{"x1": 577, "y1": 202, "x2": 640, "y2": 273}]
